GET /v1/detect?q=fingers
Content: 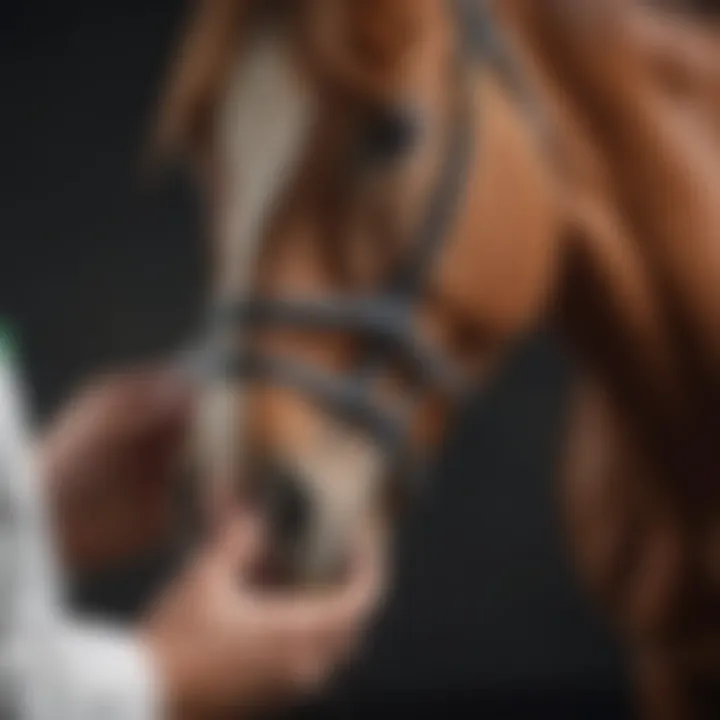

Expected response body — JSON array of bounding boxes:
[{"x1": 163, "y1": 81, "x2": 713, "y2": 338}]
[
  {"x1": 258, "y1": 531, "x2": 385, "y2": 631},
  {"x1": 156, "y1": 516, "x2": 387, "y2": 711},
  {"x1": 221, "y1": 513, "x2": 267, "y2": 579},
  {"x1": 42, "y1": 361, "x2": 196, "y2": 474},
  {"x1": 247, "y1": 532, "x2": 387, "y2": 692},
  {"x1": 201, "y1": 510, "x2": 267, "y2": 580},
  {"x1": 106, "y1": 365, "x2": 196, "y2": 440}
]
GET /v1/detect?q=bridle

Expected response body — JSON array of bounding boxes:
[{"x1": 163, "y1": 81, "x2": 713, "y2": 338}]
[{"x1": 185, "y1": 0, "x2": 530, "y2": 509}]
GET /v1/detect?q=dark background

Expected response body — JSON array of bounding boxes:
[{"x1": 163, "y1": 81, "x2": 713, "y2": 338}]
[{"x1": 1, "y1": 1, "x2": 630, "y2": 715}]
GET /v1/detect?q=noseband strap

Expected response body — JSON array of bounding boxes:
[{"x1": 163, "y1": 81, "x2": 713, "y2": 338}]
[
  {"x1": 189, "y1": 2, "x2": 518, "y2": 508},
  {"x1": 212, "y1": 294, "x2": 465, "y2": 395}
]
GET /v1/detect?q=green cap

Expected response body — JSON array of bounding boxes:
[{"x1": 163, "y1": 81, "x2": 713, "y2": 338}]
[{"x1": 0, "y1": 322, "x2": 18, "y2": 366}]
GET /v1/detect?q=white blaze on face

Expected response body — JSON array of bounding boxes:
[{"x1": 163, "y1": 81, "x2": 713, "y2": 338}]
[
  {"x1": 294, "y1": 429, "x2": 385, "y2": 579},
  {"x1": 196, "y1": 28, "x2": 316, "y2": 508}
]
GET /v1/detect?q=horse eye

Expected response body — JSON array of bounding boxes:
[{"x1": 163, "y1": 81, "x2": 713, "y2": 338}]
[{"x1": 360, "y1": 106, "x2": 422, "y2": 161}]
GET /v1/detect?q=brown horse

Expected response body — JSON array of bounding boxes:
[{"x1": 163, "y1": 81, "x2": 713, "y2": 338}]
[{"x1": 155, "y1": 0, "x2": 720, "y2": 717}]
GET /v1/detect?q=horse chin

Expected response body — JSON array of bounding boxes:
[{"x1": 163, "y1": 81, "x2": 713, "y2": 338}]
[
  {"x1": 257, "y1": 515, "x2": 374, "y2": 589},
  {"x1": 254, "y1": 546, "x2": 349, "y2": 589},
  {"x1": 258, "y1": 443, "x2": 386, "y2": 588}
]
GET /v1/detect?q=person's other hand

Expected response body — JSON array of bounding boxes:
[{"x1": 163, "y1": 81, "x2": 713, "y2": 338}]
[
  {"x1": 143, "y1": 511, "x2": 385, "y2": 719},
  {"x1": 39, "y1": 364, "x2": 195, "y2": 574}
]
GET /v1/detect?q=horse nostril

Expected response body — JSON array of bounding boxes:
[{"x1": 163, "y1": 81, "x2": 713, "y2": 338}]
[
  {"x1": 265, "y1": 462, "x2": 313, "y2": 544},
  {"x1": 361, "y1": 106, "x2": 422, "y2": 161}
]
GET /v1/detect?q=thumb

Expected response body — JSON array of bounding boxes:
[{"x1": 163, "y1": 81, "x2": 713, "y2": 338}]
[
  {"x1": 129, "y1": 366, "x2": 196, "y2": 433},
  {"x1": 206, "y1": 510, "x2": 267, "y2": 580},
  {"x1": 94, "y1": 365, "x2": 195, "y2": 448}
]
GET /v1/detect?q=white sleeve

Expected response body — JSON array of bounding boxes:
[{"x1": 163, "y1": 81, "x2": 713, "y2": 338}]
[
  {"x1": 6, "y1": 621, "x2": 165, "y2": 720},
  {"x1": 55, "y1": 620, "x2": 164, "y2": 720},
  {"x1": 0, "y1": 330, "x2": 165, "y2": 720}
]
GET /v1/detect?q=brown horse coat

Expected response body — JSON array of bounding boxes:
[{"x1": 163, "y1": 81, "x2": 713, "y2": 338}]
[{"x1": 155, "y1": 1, "x2": 720, "y2": 715}]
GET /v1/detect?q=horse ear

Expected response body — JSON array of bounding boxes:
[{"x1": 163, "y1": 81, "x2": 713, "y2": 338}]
[{"x1": 147, "y1": 0, "x2": 254, "y2": 174}]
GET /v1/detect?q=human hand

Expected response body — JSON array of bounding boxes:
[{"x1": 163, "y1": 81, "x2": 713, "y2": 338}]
[
  {"x1": 39, "y1": 364, "x2": 195, "y2": 574},
  {"x1": 142, "y1": 510, "x2": 385, "y2": 719}
]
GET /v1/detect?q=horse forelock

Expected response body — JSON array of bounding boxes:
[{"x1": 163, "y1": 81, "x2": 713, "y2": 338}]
[{"x1": 154, "y1": 0, "x2": 461, "y2": 165}]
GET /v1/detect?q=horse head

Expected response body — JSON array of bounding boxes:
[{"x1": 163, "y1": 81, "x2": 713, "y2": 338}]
[{"x1": 157, "y1": 0, "x2": 562, "y2": 585}]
